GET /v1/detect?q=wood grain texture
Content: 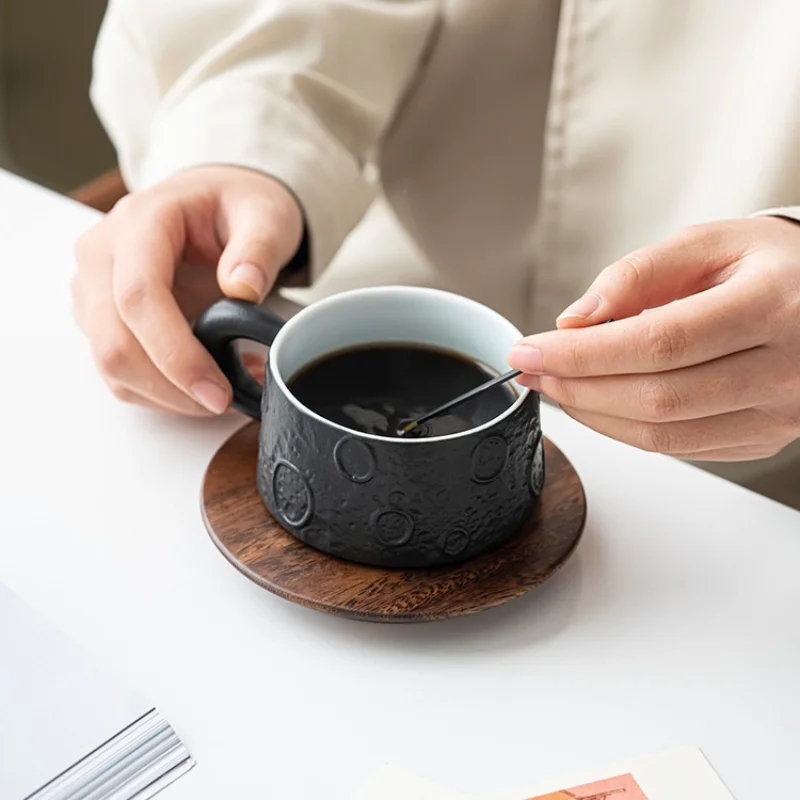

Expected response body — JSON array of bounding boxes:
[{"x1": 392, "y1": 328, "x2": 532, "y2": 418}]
[{"x1": 202, "y1": 423, "x2": 586, "y2": 622}]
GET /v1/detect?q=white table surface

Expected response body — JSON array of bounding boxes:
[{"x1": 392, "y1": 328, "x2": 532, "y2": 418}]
[{"x1": 0, "y1": 170, "x2": 798, "y2": 800}]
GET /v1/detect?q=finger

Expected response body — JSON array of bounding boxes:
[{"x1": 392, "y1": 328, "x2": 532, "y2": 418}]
[
  {"x1": 509, "y1": 275, "x2": 775, "y2": 378},
  {"x1": 107, "y1": 382, "x2": 177, "y2": 411},
  {"x1": 216, "y1": 189, "x2": 303, "y2": 303},
  {"x1": 241, "y1": 351, "x2": 266, "y2": 384},
  {"x1": 107, "y1": 382, "x2": 213, "y2": 417},
  {"x1": 674, "y1": 444, "x2": 786, "y2": 462},
  {"x1": 103, "y1": 334, "x2": 216, "y2": 416},
  {"x1": 112, "y1": 209, "x2": 232, "y2": 414},
  {"x1": 82, "y1": 286, "x2": 215, "y2": 416},
  {"x1": 106, "y1": 382, "x2": 154, "y2": 407},
  {"x1": 559, "y1": 405, "x2": 777, "y2": 455},
  {"x1": 74, "y1": 218, "x2": 217, "y2": 416},
  {"x1": 556, "y1": 223, "x2": 747, "y2": 328},
  {"x1": 516, "y1": 346, "x2": 787, "y2": 422}
]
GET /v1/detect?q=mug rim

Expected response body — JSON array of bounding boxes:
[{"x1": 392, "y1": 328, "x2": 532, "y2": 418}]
[{"x1": 267, "y1": 286, "x2": 531, "y2": 444}]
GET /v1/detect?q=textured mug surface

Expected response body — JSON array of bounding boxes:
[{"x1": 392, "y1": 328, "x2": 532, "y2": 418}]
[
  {"x1": 194, "y1": 287, "x2": 544, "y2": 568},
  {"x1": 258, "y1": 381, "x2": 542, "y2": 567}
]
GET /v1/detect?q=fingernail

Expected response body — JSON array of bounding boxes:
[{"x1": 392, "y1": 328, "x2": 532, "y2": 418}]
[
  {"x1": 509, "y1": 344, "x2": 544, "y2": 374},
  {"x1": 191, "y1": 380, "x2": 230, "y2": 414},
  {"x1": 557, "y1": 293, "x2": 602, "y2": 321},
  {"x1": 230, "y1": 263, "x2": 267, "y2": 302}
]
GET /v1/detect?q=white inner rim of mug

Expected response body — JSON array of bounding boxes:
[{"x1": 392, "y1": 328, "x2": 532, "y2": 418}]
[{"x1": 268, "y1": 286, "x2": 530, "y2": 443}]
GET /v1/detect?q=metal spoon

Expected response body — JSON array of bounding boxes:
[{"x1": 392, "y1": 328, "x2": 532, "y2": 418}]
[
  {"x1": 397, "y1": 319, "x2": 614, "y2": 437},
  {"x1": 397, "y1": 368, "x2": 522, "y2": 437}
]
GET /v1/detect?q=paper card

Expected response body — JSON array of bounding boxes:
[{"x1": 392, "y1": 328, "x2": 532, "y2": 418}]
[
  {"x1": 525, "y1": 773, "x2": 647, "y2": 800},
  {"x1": 352, "y1": 748, "x2": 734, "y2": 800},
  {"x1": 508, "y1": 747, "x2": 735, "y2": 800}
]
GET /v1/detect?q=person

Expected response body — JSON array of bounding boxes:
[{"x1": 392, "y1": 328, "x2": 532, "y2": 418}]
[{"x1": 73, "y1": 0, "x2": 800, "y2": 476}]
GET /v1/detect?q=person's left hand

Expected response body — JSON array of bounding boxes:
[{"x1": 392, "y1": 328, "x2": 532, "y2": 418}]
[{"x1": 508, "y1": 217, "x2": 800, "y2": 461}]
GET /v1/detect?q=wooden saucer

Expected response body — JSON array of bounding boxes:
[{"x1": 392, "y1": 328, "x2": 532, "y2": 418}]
[{"x1": 202, "y1": 424, "x2": 586, "y2": 622}]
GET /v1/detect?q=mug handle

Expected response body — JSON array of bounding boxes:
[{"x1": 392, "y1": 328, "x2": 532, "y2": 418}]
[{"x1": 193, "y1": 299, "x2": 284, "y2": 419}]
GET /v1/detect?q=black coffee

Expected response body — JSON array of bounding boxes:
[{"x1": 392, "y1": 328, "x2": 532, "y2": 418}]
[{"x1": 287, "y1": 343, "x2": 516, "y2": 438}]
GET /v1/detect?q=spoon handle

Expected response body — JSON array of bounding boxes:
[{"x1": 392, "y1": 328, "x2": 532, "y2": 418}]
[
  {"x1": 399, "y1": 369, "x2": 522, "y2": 436},
  {"x1": 399, "y1": 320, "x2": 615, "y2": 436}
]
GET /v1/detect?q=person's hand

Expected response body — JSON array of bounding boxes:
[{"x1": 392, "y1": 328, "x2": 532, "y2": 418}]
[
  {"x1": 509, "y1": 217, "x2": 800, "y2": 461},
  {"x1": 72, "y1": 165, "x2": 303, "y2": 415}
]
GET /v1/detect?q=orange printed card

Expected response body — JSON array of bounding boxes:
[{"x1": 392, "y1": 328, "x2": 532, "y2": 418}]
[
  {"x1": 526, "y1": 773, "x2": 648, "y2": 800},
  {"x1": 352, "y1": 747, "x2": 736, "y2": 800}
]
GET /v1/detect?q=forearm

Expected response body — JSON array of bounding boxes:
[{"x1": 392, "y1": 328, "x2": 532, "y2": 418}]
[{"x1": 91, "y1": 0, "x2": 440, "y2": 275}]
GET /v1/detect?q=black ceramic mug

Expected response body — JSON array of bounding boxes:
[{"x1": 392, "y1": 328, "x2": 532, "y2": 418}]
[{"x1": 194, "y1": 287, "x2": 544, "y2": 568}]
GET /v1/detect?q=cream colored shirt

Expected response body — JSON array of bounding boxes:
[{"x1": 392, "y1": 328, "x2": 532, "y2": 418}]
[
  {"x1": 91, "y1": 0, "x2": 800, "y2": 333},
  {"x1": 90, "y1": 0, "x2": 800, "y2": 487}
]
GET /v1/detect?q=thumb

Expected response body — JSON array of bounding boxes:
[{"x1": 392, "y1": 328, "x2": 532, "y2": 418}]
[
  {"x1": 555, "y1": 226, "x2": 736, "y2": 329},
  {"x1": 216, "y1": 192, "x2": 303, "y2": 303}
]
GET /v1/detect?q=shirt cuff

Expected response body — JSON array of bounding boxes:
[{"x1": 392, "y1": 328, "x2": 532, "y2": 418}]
[
  {"x1": 135, "y1": 78, "x2": 376, "y2": 281},
  {"x1": 751, "y1": 206, "x2": 800, "y2": 225}
]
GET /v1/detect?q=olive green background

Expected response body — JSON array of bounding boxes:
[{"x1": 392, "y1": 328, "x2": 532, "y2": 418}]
[{"x1": 0, "y1": 0, "x2": 114, "y2": 191}]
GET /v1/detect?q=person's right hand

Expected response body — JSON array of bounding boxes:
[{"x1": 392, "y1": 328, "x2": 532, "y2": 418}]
[{"x1": 72, "y1": 165, "x2": 304, "y2": 416}]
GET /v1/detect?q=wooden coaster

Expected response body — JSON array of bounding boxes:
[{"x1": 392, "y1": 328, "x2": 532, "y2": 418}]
[{"x1": 202, "y1": 424, "x2": 586, "y2": 622}]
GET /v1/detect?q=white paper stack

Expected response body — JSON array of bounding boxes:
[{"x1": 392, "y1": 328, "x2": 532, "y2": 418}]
[{"x1": 0, "y1": 580, "x2": 193, "y2": 800}]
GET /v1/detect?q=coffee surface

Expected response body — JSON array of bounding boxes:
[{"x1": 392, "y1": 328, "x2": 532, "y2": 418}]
[{"x1": 286, "y1": 344, "x2": 516, "y2": 438}]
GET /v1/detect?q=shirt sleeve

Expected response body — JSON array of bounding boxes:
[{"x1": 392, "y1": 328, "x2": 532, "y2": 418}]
[
  {"x1": 90, "y1": 0, "x2": 440, "y2": 278},
  {"x1": 752, "y1": 206, "x2": 800, "y2": 225}
]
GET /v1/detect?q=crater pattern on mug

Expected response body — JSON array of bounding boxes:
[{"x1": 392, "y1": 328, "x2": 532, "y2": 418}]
[
  {"x1": 441, "y1": 528, "x2": 470, "y2": 556},
  {"x1": 530, "y1": 436, "x2": 545, "y2": 496},
  {"x1": 333, "y1": 436, "x2": 376, "y2": 484},
  {"x1": 389, "y1": 491, "x2": 409, "y2": 507},
  {"x1": 272, "y1": 460, "x2": 314, "y2": 527},
  {"x1": 471, "y1": 435, "x2": 509, "y2": 483},
  {"x1": 372, "y1": 509, "x2": 415, "y2": 547},
  {"x1": 296, "y1": 520, "x2": 337, "y2": 553}
]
